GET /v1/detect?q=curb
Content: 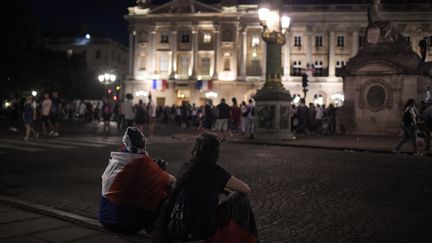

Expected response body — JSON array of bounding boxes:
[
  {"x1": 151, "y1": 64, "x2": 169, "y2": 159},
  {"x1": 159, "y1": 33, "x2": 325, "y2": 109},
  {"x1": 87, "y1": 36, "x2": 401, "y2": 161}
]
[
  {"x1": 228, "y1": 139, "x2": 432, "y2": 156},
  {"x1": 0, "y1": 195, "x2": 152, "y2": 242}
]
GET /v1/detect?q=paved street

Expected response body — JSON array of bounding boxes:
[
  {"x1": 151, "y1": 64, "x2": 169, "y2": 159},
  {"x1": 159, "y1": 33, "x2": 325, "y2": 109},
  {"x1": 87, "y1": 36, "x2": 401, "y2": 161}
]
[{"x1": 0, "y1": 122, "x2": 432, "y2": 242}]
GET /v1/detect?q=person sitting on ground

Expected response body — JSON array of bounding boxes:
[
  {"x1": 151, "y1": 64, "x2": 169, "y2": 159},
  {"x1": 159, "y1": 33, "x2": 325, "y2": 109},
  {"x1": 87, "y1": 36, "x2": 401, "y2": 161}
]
[
  {"x1": 156, "y1": 132, "x2": 258, "y2": 243},
  {"x1": 99, "y1": 127, "x2": 176, "y2": 234}
]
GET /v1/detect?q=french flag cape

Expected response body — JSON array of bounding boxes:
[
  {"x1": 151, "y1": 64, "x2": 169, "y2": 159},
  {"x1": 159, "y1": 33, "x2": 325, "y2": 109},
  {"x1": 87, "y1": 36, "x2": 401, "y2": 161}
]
[{"x1": 99, "y1": 152, "x2": 170, "y2": 232}]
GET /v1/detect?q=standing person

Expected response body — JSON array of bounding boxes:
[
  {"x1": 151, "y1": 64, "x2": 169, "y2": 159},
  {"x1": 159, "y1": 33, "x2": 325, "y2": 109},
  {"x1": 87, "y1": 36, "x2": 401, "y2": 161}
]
[
  {"x1": 202, "y1": 99, "x2": 215, "y2": 131},
  {"x1": 50, "y1": 92, "x2": 62, "y2": 136},
  {"x1": 99, "y1": 127, "x2": 176, "y2": 234},
  {"x1": 315, "y1": 104, "x2": 324, "y2": 134},
  {"x1": 93, "y1": 102, "x2": 101, "y2": 125},
  {"x1": 156, "y1": 133, "x2": 257, "y2": 242},
  {"x1": 122, "y1": 93, "x2": 135, "y2": 128},
  {"x1": 101, "y1": 100, "x2": 113, "y2": 132},
  {"x1": 8, "y1": 97, "x2": 20, "y2": 132},
  {"x1": 23, "y1": 95, "x2": 39, "y2": 141},
  {"x1": 191, "y1": 104, "x2": 198, "y2": 127},
  {"x1": 308, "y1": 103, "x2": 317, "y2": 134},
  {"x1": 425, "y1": 86, "x2": 431, "y2": 106},
  {"x1": 134, "y1": 99, "x2": 147, "y2": 133},
  {"x1": 40, "y1": 93, "x2": 53, "y2": 135},
  {"x1": 147, "y1": 96, "x2": 156, "y2": 136},
  {"x1": 240, "y1": 101, "x2": 248, "y2": 135},
  {"x1": 246, "y1": 98, "x2": 255, "y2": 139},
  {"x1": 78, "y1": 99, "x2": 87, "y2": 124},
  {"x1": 393, "y1": 99, "x2": 420, "y2": 155},
  {"x1": 327, "y1": 104, "x2": 337, "y2": 134},
  {"x1": 215, "y1": 98, "x2": 230, "y2": 140},
  {"x1": 230, "y1": 98, "x2": 241, "y2": 134},
  {"x1": 116, "y1": 100, "x2": 124, "y2": 130}
]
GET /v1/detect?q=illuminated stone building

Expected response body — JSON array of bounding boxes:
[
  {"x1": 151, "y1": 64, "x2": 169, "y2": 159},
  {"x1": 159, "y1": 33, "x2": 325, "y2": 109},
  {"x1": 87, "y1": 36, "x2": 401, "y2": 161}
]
[{"x1": 125, "y1": 0, "x2": 432, "y2": 106}]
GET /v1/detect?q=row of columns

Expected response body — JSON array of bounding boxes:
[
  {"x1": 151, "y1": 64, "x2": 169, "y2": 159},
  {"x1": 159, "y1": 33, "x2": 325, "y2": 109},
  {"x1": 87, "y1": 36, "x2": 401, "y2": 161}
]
[{"x1": 130, "y1": 25, "x2": 360, "y2": 81}]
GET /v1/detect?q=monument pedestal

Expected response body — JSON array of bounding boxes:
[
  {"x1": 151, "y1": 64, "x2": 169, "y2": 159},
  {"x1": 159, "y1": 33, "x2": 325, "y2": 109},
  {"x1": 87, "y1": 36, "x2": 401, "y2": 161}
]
[{"x1": 254, "y1": 86, "x2": 294, "y2": 140}]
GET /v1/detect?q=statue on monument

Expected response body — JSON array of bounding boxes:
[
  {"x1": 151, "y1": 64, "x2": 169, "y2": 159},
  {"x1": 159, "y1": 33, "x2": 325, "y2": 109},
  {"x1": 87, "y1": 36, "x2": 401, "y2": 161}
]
[{"x1": 366, "y1": 0, "x2": 403, "y2": 45}]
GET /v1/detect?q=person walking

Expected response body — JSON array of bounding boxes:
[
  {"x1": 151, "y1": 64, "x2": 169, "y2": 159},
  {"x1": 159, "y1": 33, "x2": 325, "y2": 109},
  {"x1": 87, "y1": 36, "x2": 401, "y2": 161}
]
[
  {"x1": 40, "y1": 93, "x2": 53, "y2": 136},
  {"x1": 135, "y1": 99, "x2": 147, "y2": 133},
  {"x1": 393, "y1": 98, "x2": 420, "y2": 155},
  {"x1": 49, "y1": 92, "x2": 62, "y2": 136},
  {"x1": 101, "y1": 100, "x2": 113, "y2": 132},
  {"x1": 23, "y1": 95, "x2": 39, "y2": 141},
  {"x1": 246, "y1": 98, "x2": 255, "y2": 139},
  {"x1": 215, "y1": 98, "x2": 230, "y2": 140},
  {"x1": 230, "y1": 98, "x2": 241, "y2": 134},
  {"x1": 202, "y1": 99, "x2": 215, "y2": 131},
  {"x1": 122, "y1": 93, "x2": 135, "y2": 128}
]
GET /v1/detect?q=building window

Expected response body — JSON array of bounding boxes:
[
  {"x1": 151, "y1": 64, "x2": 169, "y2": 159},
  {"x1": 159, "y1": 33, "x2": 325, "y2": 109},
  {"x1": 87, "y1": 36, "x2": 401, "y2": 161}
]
[
  {"x1": 95, "y1": 50, "x2": 101, "y2": 59},
  {"x1": 337, "y1": 35, "x2": 345, "y2": 47},
  {"x1": 203, "y1": 32, "x2": 211, "y2": 43},
  {"x1": 252, "y1": 35, "x2": 260, "y2": 47},
  {"x1": 314, "y1": 60, "x2": 323, "y2": 76},
  {"x1": 336, "y1": 60, "x2": 346, "y2": 68},
  {"x1": 201, "y1": 58, "x2": 210, "y2": 75},
  {"x1": 159, "y1": 55, "x2": 169, "y2": 74},
  {"x1": 223, "y1": 59, "x2": 231, "y2": 71},
  {"x1": 359, "y1": 35, "x2": 364, "y2": 48},
  {"x1": 138, "y1": 31, "x2": 148, "y2": 43},
  {"x1": 180, "y1": 31, "x2": 190, "y2": 43},
  {"x1": 315, "y1": 35, "x2": 323, "y2": 47},
  {"x1": 178, "y1": 55, "x2": 189, "y2": 76},
  {"x1": 293, "y1": 60, "x2": 302, "y2": 76},
  {"x1": 403, "y1": 35, "x2": 411, "y2": 46},
  {"x1": 294, "y1": 36, "x2": 302, "y2": 47},
  {"x1": 160, "y1": 32, "x2": 169, "y2": 43},
  {"x1": 139, "y1": 53, "x2": 146, "y2": 70}
]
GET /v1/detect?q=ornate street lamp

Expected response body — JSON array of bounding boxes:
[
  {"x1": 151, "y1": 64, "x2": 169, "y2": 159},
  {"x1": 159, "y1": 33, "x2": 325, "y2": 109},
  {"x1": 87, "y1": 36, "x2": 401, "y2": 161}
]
[
  {"x1": 254, "y1": 0, "x2": 294, "y2": 140},
  {"x1": 98, "y1": 72, "x2": 117, "y2": 99}
]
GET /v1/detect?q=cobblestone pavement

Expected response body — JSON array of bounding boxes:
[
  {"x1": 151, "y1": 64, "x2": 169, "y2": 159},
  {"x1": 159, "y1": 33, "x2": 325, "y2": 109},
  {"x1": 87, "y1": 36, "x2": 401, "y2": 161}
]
[{"x1": 0, "y1": 124, "x2": 432, "y2": 242}]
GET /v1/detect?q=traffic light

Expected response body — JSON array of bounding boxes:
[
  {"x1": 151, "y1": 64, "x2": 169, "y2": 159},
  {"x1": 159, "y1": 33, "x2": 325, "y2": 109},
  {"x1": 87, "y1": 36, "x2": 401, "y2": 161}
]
[{"x1": 302, "y1": 73, "x2": 308, "y2": 88}]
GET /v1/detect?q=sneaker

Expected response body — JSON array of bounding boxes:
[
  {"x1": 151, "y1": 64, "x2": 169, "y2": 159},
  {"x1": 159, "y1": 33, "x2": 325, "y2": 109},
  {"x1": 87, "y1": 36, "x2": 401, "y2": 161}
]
[
  {"x1": 9, "y1": 127, "x2": 18, "y2": 132},
  {"x1": 49, "y1": 131, "x2": 55, "y2": 136},
  {"x1": 24, "y1": 137, "x2": 29, "y2": 141},
  {"x1": 53, "y1": 132, "x2": 59, "y2": 137}
]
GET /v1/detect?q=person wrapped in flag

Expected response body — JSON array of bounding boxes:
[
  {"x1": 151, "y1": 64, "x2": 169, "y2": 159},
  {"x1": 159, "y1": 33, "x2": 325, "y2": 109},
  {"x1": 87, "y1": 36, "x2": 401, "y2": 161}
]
[{"x1": 99, "y1": 127, "x2": 176, "y2": 233}]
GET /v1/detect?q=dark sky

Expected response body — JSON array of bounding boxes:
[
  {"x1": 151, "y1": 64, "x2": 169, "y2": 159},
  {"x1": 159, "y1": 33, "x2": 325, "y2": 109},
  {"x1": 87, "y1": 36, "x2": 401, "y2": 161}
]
[{"x1": 15, "y1": 0, "x2": 428, "y2": 46}]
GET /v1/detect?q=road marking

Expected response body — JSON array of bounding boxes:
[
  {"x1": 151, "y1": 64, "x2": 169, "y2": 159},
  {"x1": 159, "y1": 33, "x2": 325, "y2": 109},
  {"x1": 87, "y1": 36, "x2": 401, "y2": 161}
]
[
  {"x1": 57, "y1": 137, "x2": 118, "y2": 146},
  {"x1": 35, "y1": 138, "x2": 107, "y2": 148},
  {"x1": 0, "y1": 139, "x2": 73, "y2": 149},
  {"x1": 0, "y1": 143, "x2": 45, "y2": 152}
]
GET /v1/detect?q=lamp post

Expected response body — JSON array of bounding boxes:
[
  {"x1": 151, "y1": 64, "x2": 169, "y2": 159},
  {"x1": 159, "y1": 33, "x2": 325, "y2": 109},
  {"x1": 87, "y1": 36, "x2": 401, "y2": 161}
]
[
  {"x1": 254, "y1": 0, "x2": 294, "y2": 140},
  {"x1": 98, "y1": 72, "x2": 117, "y2": 99}
]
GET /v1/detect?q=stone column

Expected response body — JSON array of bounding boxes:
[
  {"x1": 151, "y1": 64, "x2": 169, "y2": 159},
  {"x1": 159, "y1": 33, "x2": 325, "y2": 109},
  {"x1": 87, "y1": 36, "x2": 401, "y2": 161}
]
[
  {"x1": 283, "y1": 32, "x2": 291, "y2": 79},
  {"x1": 352, "y1": 30, "x2": 359, "y2": 56},
  {"x1": 328, "y1": 31, "x2": 336, "y2": 78},
  {"x1": 151, "y1": 27, "x2": 157, "y2": 76},
  {"x1": 128, "y1": 30, "x2": 135, "y2": 79},
  {"x1": 212, "y1": 25, "x2": 219, "y2": 80},
  {"x1": 169, "y1": 30, "x2": 177, "y2": 79},
  {"x1": 190, "y1": 26, "x2": 198, "y2": 79},
  {"x1": 239, "y1": 28, "x2": 247, "y2": 81},
  {"x1": 307, "y1": 31, "x2": 313, "y2": 66}
]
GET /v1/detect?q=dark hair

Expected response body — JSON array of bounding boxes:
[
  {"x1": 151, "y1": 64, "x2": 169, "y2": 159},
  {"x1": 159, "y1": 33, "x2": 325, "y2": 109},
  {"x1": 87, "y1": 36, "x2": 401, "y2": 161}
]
[
  {"x1": 404, "y1": 98, "x2": 415, "y2": 109},
  {"x1": 154, "y1": 133, "x2": 221, "y2": 242}
]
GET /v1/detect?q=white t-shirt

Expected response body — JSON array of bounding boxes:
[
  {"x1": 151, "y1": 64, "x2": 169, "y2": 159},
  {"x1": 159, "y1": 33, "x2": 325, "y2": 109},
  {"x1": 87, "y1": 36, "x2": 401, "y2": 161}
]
[{"x1": 42, "y1": 99, "x2": 52, "y2": 116}]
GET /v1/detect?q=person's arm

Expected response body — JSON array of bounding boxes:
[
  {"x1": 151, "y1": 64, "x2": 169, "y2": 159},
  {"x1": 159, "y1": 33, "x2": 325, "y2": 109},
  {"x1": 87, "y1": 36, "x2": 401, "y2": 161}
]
[{"x1": 226, "y1": 176, "x2": 251, "y2": 195}]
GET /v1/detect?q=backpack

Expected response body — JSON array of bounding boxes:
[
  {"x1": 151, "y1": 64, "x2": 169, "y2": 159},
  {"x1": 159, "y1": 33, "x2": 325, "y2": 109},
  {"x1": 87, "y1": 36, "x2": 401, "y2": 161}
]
[{"x1": 168, "y1": 186, "x2": 198, "y2": 240}]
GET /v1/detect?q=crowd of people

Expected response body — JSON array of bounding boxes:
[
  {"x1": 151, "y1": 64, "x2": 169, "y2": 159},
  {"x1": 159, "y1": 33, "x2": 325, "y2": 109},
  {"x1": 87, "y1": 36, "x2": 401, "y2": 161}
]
[{"x1": 292, "y1": 99, "x2": 338, "y2": 136}]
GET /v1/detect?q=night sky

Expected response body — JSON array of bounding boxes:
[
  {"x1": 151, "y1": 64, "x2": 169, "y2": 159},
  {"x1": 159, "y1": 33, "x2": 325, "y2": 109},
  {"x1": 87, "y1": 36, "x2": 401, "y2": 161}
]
[{"x1": 14, "y1": 0, "x2": 427, "y2": 46}]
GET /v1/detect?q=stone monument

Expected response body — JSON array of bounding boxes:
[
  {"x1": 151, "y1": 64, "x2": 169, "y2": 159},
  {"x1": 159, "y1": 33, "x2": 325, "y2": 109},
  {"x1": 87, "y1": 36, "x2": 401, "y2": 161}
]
[{"x1": 338, "y1": 0, "x2": 432, "y2": 135}]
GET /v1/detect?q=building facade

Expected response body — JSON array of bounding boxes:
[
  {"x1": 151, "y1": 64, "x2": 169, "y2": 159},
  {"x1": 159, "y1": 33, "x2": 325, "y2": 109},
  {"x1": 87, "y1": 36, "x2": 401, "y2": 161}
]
[
  {"x1": 45, "y1": 34, "x2": 129, "y2": 82},
  {"x1": 125, "y1": 0, "x2": 432, "y2": 106}
]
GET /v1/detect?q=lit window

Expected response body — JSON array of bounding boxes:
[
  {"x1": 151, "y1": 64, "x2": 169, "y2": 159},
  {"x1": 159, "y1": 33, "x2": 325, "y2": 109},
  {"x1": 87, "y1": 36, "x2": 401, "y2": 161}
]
[
  {"x1": 201, "y1": 58, "x2": 210, "y2": 75},
  {"x1": 337, "y1": 35, "x2": 344, "y2": 47},
  {"x1": 224, "y1": 59, "x2": 230, "y2": 71},
  {"x1": 252, "y1": 35, "x2": 260, "y2": 47},
  {"x1": 203, "y1": 32, "x2": 211, "y2": 43}
]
